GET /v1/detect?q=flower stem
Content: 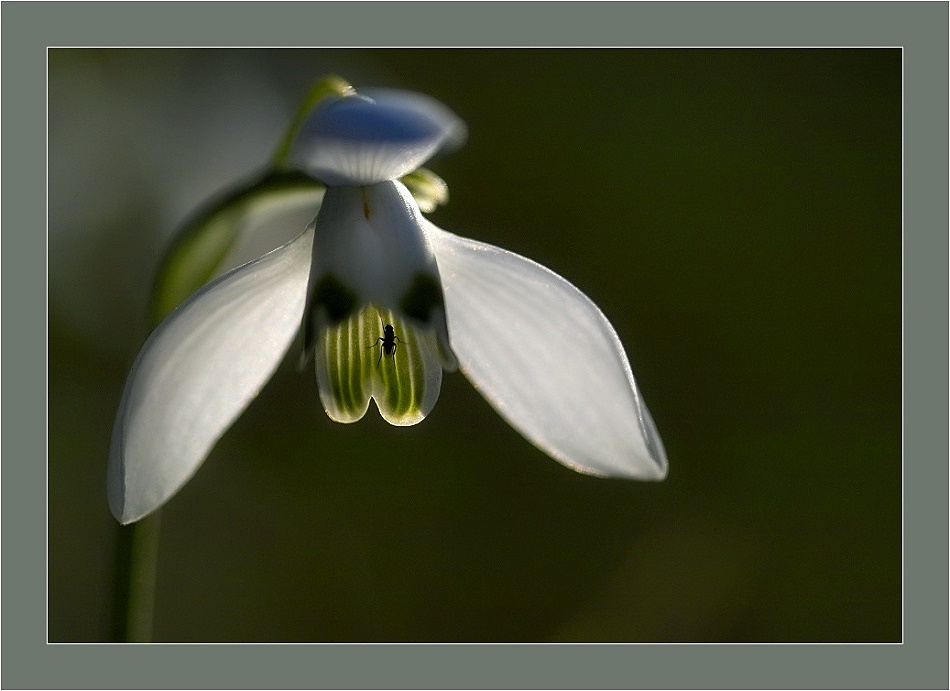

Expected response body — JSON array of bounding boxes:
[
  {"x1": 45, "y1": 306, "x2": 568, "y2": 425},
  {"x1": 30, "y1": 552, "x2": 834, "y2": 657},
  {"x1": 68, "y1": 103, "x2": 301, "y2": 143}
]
[{"x1": 111, "y1": 511, "x2": 161, "y2": 642}]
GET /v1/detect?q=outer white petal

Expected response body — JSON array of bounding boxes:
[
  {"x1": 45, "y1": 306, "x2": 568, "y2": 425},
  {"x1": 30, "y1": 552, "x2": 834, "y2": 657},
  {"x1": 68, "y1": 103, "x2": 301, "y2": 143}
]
[
  {"x1": 427, "y1": 223, "x2": 667, "y2": 480},
  {"x1": 288, "y1": 93, "x2": 463, "y2": 186},
  {"x1": 108, "y1": 227, "x2": 314, "y2": 523}
]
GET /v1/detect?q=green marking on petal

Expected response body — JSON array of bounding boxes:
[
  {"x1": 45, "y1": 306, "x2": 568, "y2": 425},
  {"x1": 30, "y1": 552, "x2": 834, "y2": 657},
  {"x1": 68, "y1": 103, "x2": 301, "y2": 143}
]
[
  {"x1": 315, "y1": 311, "x2": 370, "y2": 423},
  {"x1": 311, "y1": 274, "x2": 358, "y2": 324},
  {"x1": 302, "y1": 273, "x2": 358, "y2": 366},
  {"x1": 400, "y1": 272, "x2": 445, "y2": 323},
  {"x1": 313, "y1": 304, "x2": 444, "y2": 426}
]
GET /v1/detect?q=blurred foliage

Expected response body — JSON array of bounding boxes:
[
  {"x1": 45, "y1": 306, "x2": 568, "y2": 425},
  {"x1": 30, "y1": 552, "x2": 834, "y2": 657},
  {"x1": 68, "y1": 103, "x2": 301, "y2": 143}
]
[{"x1": 48, "y1": 48, "x2": 901, "y2": 642}]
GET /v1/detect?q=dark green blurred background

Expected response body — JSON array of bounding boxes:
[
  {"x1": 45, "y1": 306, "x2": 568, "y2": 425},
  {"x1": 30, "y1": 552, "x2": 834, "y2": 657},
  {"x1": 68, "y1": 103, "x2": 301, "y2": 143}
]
[{"x1": 48, "y1": 48, "x2": 901, "y2": 642}]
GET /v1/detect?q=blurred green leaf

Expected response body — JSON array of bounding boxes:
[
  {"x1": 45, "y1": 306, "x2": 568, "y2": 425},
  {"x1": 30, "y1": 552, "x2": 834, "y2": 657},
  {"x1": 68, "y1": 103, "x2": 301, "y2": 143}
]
[{"x1": 148, "y1": 169, "x2": 322, "y2": 327}]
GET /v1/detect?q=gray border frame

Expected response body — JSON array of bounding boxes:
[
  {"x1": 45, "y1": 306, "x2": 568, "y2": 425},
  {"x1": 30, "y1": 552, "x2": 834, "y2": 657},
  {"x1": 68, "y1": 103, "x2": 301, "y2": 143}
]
[{"x1": 8, "y1": 2, "x2": 947, "y2": 688}]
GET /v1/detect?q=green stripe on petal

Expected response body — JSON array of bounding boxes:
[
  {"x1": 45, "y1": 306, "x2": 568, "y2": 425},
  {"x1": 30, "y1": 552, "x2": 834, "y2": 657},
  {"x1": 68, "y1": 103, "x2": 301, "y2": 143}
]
[
  {"x1": 315, "y1": 310, "x2": 370, "y2": 423},
  {"x1": 313, "y1": 305, "x2": 444, "y2": 426},
  {"x1": 370, "y1": 307, "x2": 443, "y2": 426}
]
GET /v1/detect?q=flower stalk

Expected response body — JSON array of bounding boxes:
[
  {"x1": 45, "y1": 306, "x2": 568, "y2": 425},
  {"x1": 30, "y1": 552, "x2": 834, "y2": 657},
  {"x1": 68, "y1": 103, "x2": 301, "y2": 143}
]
[{"x1": 111, "y1": 512, "x2": 161, "y2": 642}]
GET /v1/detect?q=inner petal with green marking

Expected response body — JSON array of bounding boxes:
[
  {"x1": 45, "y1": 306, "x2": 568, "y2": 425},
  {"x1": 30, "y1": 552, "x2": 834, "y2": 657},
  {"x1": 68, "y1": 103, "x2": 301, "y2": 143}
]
[{"x1": 314, "y1": 304, "x2": 445, "y2": 426}]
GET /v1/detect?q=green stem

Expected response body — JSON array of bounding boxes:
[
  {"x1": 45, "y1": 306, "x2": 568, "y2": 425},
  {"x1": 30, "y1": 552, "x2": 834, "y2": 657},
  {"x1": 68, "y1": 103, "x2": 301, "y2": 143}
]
[{"x1": 111, "y1": 511, "x2": 161, "y2": 642}]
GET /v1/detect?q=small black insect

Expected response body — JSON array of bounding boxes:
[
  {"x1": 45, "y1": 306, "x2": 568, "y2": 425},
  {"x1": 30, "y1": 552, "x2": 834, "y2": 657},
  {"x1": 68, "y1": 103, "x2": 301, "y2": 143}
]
[{"x1": 368, "y1": 323, "x2": 403, "y2": 366}]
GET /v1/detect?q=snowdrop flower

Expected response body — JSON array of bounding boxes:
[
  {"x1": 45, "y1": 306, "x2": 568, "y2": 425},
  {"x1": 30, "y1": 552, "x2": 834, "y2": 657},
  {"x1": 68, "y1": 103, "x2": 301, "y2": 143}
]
[{"x1": 108, "y1": 83, "x2": 668, "y2": 524}]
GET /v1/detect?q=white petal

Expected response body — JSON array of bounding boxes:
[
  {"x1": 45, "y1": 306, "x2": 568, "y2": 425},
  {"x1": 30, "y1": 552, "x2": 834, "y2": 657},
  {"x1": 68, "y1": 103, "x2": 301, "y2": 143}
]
[
  {"x1": 302, "y1": 182, "x2": 456, "y2": 370},
  {"x1": 213, "y1": 186, "x2": 323, "y2": 278},
  {"x1": 308, "y1": 183, "x2": 439, "y2": 305},
  {"x1": 108, "y1": 227, "x2": 314, "y2": 523},
  {"x1": 427, "y1": 224, "x2": 667, "y2": 479},
  {"x1": 288, "y1": 92, "x2": 463, "y2": 186}
]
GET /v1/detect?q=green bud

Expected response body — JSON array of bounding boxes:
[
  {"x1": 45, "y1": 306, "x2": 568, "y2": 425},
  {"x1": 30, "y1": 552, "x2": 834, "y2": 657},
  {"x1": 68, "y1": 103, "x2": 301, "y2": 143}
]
[{"x1": 400, "y1": 167, "x2": 450, "y2": 213}]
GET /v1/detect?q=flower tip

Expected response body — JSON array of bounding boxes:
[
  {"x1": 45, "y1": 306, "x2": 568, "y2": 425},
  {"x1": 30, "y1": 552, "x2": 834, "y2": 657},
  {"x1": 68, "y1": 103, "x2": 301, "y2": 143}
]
[
  {"x1": 640, "y1": 407, "x2": 669, "y2": 480},
  {"x1": 113, "y1": 509, "x2": 139, "y2": 527},
  {"x1": 106, "y1": 441, "x2": 130, "y2": 523},
  {"x1": 107, "y1": 448, "x2": 154, "y2": 525},
  {"x1": 647, "y1": 457, "x2": 669, "y2": 481},
  {"x1": 106, "y1": 478, "x2": 141, "y2": 525},
  {"x1": 107, "y1": 493, "x2": 128, "y2": 524}
]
